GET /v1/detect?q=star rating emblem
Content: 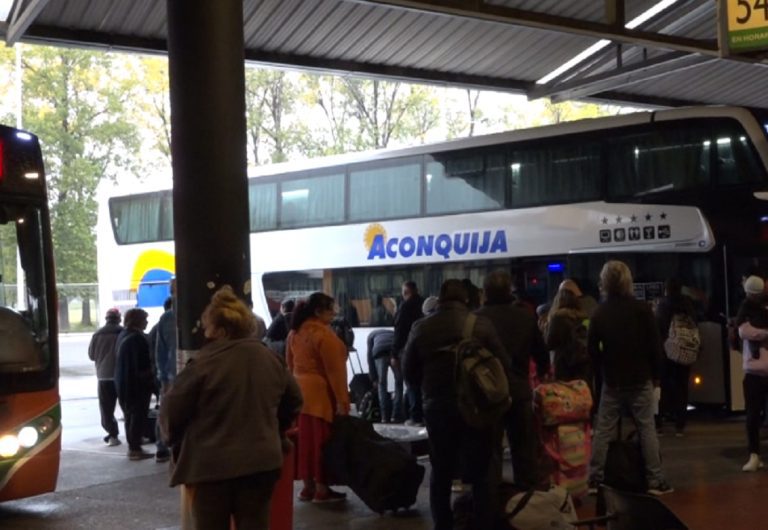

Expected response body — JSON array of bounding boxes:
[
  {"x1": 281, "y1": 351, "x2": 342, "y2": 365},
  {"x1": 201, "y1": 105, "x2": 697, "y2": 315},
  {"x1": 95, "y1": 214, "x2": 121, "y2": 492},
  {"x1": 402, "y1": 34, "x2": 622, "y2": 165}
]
[
  {"x1": 616, "y1": 216, "x2": 622, "y2": 223},
  {"x1": 602, "y1": 217, "x2": 608, "y2": 224},
  {"x1": 645, "y1": 213, "x2": 652, "y2": 221},
  {"x1": 660, "y1": 212, "x2": 667, "y2": 220},
  {"x1": 631, "y1": 215, "x2": 637, "y2": 223}
]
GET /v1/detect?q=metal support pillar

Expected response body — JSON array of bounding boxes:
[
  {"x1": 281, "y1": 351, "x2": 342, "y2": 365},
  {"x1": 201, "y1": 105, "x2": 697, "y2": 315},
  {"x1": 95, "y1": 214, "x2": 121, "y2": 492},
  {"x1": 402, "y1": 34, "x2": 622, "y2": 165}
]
[{"x1": 166, "y1": 0, "x2": 251, "y2": 359}]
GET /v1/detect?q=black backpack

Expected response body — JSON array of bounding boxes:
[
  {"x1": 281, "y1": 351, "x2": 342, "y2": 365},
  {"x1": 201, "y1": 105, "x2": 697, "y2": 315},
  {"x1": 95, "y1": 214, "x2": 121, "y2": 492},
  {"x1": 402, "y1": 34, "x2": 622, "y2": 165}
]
[{"x1": 451, "y1": 314, "x2": 511, "y2": 429}]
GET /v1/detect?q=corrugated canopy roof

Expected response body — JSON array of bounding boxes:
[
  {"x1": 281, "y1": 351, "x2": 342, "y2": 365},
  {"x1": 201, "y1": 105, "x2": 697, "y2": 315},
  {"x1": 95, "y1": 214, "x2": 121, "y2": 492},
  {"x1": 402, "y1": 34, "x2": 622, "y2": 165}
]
[{"x1": 2, "y1": 0, "x2": 768, "y2": 108}]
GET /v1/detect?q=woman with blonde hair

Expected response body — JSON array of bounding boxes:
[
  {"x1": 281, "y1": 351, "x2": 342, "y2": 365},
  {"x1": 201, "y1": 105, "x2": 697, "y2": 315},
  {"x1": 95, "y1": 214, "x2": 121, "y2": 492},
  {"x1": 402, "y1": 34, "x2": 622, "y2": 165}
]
[
  {"x1": 545, "y1": 288, "x2": 591, "y2": 384},
  {"x1": 159, "y1": 286, "x2": 302, "y2": 529},
  {"x1": 287, "y1": 292, "x2": 350, "y2": 503}
]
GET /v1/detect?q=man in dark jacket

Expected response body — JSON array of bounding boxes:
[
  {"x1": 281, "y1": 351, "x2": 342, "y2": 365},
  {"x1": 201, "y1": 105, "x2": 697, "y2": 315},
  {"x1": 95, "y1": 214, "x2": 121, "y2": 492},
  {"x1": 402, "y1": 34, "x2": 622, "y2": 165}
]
[
  {"x1": 403, "y1": 279, "x2": 507, "y2": 530},
  {"x1": 393, "y1": 280, "x2": 424, "y2": 425},
  {"x1": 476, "y1": 270, "x2": 548, "y2": 489},
  {"x1": 88, "y1": 308, "x2": 124, "y2": 447},
  {"x1": 588, "y1": 260, "x2": 672, "y2": 496},
  {"x1": 367, "y1": 328, "x2": 401, "y2": 423},
  {"x1": 115, "y1": 308, "x2": 155, "y2": 460}
]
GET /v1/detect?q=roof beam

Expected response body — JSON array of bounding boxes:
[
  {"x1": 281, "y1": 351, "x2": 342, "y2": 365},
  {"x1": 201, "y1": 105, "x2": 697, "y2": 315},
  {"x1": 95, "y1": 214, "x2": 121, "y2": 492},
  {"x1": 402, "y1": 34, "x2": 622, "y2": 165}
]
[
  {"x1": 353, "y1": 0, "x2": 720, "y2": 56},
  {"x1": 529, "y1": 52, "x2": 714, "y2": 102},
  {"x1": 6, "y1": 0, "x2": 50, "y2": 46},
  {"x1": 18, "y1": 23, "x2": 532, "y2": 93},
  {"x1": 243, "y1": 49, "x2": 531, "y2": 93}
]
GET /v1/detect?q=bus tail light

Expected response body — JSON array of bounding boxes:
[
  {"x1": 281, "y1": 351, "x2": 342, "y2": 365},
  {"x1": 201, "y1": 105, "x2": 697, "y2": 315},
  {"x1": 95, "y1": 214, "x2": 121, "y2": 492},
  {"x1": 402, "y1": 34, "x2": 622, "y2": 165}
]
[{"x1": 694, "y1": 375, "x2": 702, "y2": 385}]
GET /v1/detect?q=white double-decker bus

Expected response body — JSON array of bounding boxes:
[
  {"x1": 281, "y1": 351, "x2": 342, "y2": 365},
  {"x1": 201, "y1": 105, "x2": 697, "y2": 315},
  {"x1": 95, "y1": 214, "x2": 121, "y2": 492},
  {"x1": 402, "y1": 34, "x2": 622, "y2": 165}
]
[{"x1": 97, "y1": 106, "x2": 768, "y2": 410}]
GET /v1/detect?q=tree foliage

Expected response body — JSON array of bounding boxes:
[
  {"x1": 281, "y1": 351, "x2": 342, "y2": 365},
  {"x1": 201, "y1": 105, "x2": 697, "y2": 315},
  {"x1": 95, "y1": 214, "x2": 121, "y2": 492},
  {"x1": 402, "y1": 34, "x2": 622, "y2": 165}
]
[{"x1": 20, "y1": 46, "x2": 141, "y2": 285}]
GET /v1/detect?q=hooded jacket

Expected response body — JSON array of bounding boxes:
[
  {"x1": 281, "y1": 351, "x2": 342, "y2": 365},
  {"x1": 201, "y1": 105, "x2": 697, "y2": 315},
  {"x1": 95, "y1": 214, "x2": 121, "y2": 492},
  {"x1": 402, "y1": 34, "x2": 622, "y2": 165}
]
[{"x1": 160, "y1": 338, "x2": 302, "y2": 487}]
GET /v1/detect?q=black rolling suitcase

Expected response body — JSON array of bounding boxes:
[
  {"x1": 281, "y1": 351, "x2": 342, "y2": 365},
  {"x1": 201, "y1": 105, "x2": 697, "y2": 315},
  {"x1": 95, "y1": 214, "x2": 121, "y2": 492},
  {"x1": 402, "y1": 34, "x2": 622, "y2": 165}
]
[
  {"x1": 324, "y1": 415, "x2": 425, "y2": 513},
  {"x1": 348, "y1": 348, "x2": 372, "y2": 407}
]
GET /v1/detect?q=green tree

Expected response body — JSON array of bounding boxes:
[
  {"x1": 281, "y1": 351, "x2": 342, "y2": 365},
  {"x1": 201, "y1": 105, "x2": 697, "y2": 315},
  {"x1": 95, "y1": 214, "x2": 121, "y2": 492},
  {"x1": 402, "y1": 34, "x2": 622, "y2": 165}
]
[
  {"x1": 137, "y1": 56, "x2": 172, "y2": 169},
  {"x1": 400, "y1": 85, "x2": 441, "y2": 144},
  {"x1": 302, "y1": 74, "x2": 356, "y2": 155},
  {"x1": 245, "y1": 69, "x2": 322, "y2": 165},
  {"x1": 21, "y1": 46, "x2": 141, "y2": 328}
]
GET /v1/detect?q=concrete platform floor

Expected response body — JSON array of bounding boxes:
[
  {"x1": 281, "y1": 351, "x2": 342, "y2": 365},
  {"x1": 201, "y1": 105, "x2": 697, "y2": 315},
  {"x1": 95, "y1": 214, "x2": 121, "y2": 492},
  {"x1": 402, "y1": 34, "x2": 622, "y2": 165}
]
[{"x1": 2, "y1": 390, "x2": 768, "y2": 529}]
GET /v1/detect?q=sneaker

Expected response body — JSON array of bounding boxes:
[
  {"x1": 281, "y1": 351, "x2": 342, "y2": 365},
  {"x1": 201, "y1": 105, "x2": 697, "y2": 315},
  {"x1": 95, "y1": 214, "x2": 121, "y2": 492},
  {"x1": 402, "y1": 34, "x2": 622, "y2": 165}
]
[
  {"x1": 298, "y1": 488, "x2": 315, "y2": 502},
  {"x1": 451, "y1": 480, "x2": 465, "y2": 493},
  {"x1": 587, "y1": 479, "x2": 600, "y2": 496},
  {"x1": 312, "y1": 489, "x2": 347, "y2": 503},
  {"x1": 127, "y1": 449, "x2": 154, "y2": 461},
  {"x1": 404, "y1": 419, "x2": 424, "y2": 427},
  {"x1": 647, "y1": 482, "x2": 674, "y2": 496},
  {"x1": 742, "y1": 453, "x2": 765, "y2": 472},
  {"x1": 105, "y1": 436, "x2": 121, "y2": 447},
  {"x1": 155, "y1": 451, "x2": 170, "y2": 463}
]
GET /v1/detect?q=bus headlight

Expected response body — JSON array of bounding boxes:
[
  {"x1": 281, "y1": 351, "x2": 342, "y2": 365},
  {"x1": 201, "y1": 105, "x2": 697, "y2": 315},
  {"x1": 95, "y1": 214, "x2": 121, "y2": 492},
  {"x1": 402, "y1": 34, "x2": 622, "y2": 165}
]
[
  {"x1": 0, "y1": 434, "x2": 20, "y2": 458},
  {"x1": 18, "y1": 426, "x2": 39, "y2": 448}
]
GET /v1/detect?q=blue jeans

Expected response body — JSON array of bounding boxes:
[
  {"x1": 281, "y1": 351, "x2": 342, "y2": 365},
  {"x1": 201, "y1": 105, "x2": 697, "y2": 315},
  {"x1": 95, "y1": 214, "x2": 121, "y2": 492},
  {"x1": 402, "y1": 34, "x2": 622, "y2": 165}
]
[
  {"x1": 374, "y1": 357, "x2": 404, "y2": 422},
  {"x1": 589, "y1": 381, "x2": 666, "y2": 487}
]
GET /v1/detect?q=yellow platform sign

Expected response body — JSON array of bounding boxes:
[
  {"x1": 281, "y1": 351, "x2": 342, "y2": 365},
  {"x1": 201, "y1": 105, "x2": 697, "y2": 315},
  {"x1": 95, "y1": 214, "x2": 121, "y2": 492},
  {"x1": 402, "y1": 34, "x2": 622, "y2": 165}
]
[{"x1": 722, "y1": 0, "x2": 768, "y2": 52}]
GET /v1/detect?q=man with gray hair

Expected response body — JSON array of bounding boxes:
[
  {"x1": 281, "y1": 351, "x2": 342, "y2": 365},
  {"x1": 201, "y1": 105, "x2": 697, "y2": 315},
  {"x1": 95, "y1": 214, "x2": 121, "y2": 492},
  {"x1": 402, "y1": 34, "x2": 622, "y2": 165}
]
[{"x1": 587, "y1": 260, "x2": 672, "y2": 495}]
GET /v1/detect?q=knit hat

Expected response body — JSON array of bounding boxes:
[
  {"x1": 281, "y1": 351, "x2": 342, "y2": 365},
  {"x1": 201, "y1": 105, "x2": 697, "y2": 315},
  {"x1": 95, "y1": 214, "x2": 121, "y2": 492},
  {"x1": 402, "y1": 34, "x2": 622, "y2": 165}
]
[
  {"x1": 422, "y1": 296, "x2": 439, "y2": 315},
  {"x1": 105, "y1": 308, "x2": 121, "y2": 321},
  {"x1": 744, "y1": 275, "x2": 765, "y2": 295}
]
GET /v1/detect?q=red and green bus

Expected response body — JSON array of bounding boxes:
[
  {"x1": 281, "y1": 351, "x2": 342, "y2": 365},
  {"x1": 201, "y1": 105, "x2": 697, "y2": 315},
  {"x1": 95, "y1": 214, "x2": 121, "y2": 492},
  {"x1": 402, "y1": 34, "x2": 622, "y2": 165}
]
[{"x1": 0, "y1": 124, "x2": 60, "y2": 501}]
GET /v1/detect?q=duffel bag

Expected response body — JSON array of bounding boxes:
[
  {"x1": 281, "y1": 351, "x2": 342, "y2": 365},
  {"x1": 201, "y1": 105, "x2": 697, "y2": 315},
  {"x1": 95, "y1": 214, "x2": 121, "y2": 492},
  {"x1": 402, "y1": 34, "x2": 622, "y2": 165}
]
[{"x1": 534, "y1": 379, "x2": 593, "y2": 426}]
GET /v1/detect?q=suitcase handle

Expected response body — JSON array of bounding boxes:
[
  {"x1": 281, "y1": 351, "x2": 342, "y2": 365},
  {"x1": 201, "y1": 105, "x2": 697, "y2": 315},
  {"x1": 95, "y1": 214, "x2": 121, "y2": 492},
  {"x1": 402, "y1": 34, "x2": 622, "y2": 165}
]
[{"x1": 348, "y1": 348, "x2": 364, "y2": 375}]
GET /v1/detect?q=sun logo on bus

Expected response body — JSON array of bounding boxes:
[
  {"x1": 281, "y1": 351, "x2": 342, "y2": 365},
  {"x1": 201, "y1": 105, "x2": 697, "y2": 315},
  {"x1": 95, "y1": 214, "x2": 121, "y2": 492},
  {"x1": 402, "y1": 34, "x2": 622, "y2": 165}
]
[{"x1": 364, "y1": 223, "x2": 387, "y2": 251}]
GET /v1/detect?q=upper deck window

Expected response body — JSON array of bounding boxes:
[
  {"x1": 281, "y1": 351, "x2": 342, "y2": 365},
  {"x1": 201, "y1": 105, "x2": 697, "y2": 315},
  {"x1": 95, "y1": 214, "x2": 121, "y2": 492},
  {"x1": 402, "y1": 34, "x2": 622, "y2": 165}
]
[
  {"x1": 249, "y1": 181, "x2": 277, "y2": 231},
  {"x1": 509, "y1": 140, "x2": 601, "y2": 207},
  {"x1": 712, "y1": 119, "x2": 767, "y2": 185},
  {"x1": 279, "y1": 173, "x2": 344, "y2": 228},
  {"x1": 425, "y1": 149, "x2": 505, "y2": 215},
  {"x1": 607, "y1": 124, "x2": 711, "y2": 198},
  {"x1": 110, "y1": 192, "x2": 173, "y2": 244},
  {"x1": 349, "y1": 159, "x2": 421, "y2": 221}
]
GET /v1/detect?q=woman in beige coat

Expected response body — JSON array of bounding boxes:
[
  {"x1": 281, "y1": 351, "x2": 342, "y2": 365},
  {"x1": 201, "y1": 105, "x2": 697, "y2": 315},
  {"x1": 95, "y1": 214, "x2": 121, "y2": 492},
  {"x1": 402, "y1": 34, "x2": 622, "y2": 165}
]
[{"x1": 160, "y1": 286, "x2": 302, "y2": 530}]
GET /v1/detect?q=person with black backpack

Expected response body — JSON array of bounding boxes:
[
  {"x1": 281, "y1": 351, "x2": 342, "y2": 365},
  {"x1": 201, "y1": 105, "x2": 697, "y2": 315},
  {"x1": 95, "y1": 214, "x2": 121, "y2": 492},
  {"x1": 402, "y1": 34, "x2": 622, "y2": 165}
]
[
  {"x1": 476, "y1": 270, "x2": 548, "y2": 491},
  {"x1": 402, "y1": 279, "x2": 508, "y2": 530}
]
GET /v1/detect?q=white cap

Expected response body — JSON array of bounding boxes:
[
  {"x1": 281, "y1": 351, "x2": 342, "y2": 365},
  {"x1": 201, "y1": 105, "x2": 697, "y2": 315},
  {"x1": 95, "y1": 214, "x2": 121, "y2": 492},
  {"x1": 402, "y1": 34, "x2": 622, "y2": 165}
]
[
  {"x1": 744, "y1": 275, "x2": 765, "y2": 295},
  {"x1": 422, "y1": 296, "x2": 439, "y2": 315}
]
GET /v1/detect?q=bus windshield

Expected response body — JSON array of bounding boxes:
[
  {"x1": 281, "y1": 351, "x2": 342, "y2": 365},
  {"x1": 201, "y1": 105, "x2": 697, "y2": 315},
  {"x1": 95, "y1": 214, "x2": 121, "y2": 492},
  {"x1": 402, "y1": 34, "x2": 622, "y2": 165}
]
[{"x1": 0, "y1": 203, "x2": 49, "y2": 375}]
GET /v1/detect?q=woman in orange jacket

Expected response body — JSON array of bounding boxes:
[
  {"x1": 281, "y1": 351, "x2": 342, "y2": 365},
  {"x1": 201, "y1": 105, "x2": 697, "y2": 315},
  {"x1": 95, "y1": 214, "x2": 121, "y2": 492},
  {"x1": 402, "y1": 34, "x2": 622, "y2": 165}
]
[{"x1": 286, "y1": 292, "x2": 350, "y2": 503}]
